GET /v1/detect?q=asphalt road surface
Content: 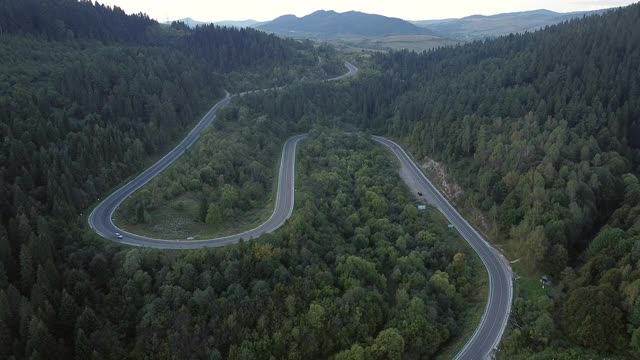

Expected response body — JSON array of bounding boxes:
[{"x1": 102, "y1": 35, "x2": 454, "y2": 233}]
[
  {"x1": 327, "y1": 61, "x2": 359, "y2": 81},
  {"x1": 237, "y1": 61, "x2": 358, "y2": 97},
  {"x1": 88, "y1": 62, "x2": 357, "y2": 249},
  {"x1": 372, "y1": 136, "x2": 513, "y2": 360}
]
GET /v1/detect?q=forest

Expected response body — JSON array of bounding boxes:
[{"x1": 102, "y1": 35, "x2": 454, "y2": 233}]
[
  {"x1": 95, "y1": 130, "x2": 484, "y2": 358},
  {"x1": 237, "y1": 4, "x2": 640, "y2": 358},
  {"x1": 371, "y1": 6, "x2": 640, "y2": 358},
  {"x1": 0, "y1": 0, "x2": 343, "y2": 358},
  {"x1": 112, "y1": 86, "x2": 488, "y2": 355},
  {"x1": 2, "y1": 0, "x2": 640, "y2": 358}
]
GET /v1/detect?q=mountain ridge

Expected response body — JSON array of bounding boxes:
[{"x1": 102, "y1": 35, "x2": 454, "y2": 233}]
[
  {"x1": 257, "y1": 9, "x2": 435, "y2": 37},
  {"x1": 164, "y1": 18, "x2": 263, "y2": 28},
  {"x1": 411, "y1": 8, "x2": 613, "y2": 40},
  {"x1": 167, "y1": 17, "x2": 209, "y2": 28}
]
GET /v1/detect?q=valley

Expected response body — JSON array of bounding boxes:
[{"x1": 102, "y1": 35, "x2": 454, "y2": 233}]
[{"x1": 1, "y1": 1, "x2": 639, "y2": 359}]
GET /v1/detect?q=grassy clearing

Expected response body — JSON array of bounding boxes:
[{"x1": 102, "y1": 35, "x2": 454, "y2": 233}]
[
  {"x1": 514, "y1": 275, "x2": 549, "y2": 299},
  {"x1": 113, "y1": 136, "x2": 284, "y2": 240},
  {"x1": 360, "y1": 35, "x2": 462, "y2": 51},
  {"x1": 113, "y1": 191, "x2": 277, "y2": 240},
  {"x1": 82, "y1": 96, "x2": 224, "y2": 228}
]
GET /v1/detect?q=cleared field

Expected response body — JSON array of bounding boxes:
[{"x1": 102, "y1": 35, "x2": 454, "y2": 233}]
[
  {"x1": 359, "y1": 34, "x2": 462, "y2": 51},
  {"x1": 113, "y1": 191, "x2": 277, "y2": 240}
]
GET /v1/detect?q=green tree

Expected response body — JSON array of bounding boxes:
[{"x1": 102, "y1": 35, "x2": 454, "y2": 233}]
[
  {"x1": 335, "y1": 345, "x2": 366, "y2": 360},
  {"x1": 562, "y1": 285, "x2": 625, "y2": 351},
  {"x1": 306, "y1": 303, "x2": 326, "y2": 330},
  {"x1": 19, "y1": 244, "x2": 34, "y2": 294},
  {"x1": 367, "y1": 328, "x2": 405, "y2": 360},
  {"x1": 75, "y1": 328, "x2": 91, "y2": 359},
  {"x1": 206, "y1": 203, "x2": 223, "y2": 227},
  {"x1": 58, "y1": 290, "x2": 77, "y2": 334}
]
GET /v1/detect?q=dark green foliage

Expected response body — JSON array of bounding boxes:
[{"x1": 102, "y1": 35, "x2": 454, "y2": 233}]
[
  {"x1": 74, "y1": 328, "x2": 90, "y2": 359},
  {"x1": 0, "y1": 0, "x2": 340, "y2": 358},
  {"x1": 562, "y1": 285, "x2": 625, "y2": 351},
  {"x1": 3, "y1": 0, "x2": 639, "y2": 358},
  {"x1": 0, "y1": 35, "x2": 223, "y2": 219},
  {"x1": 0, "y1": 0, "x2": 154, "y2": 43},
  {"x1": 356, "y1": 6, "x2": 640, "y2": 358},
  {"x1": 113, "y1": 131, "x2": 482, "y2": 358},
  {"x1": 0, "y1": 0, "x2": 342, "y2": 90},
  {"x1": 110, "y1": 74, "x2": 485, "y2": 357},
  {"x1": 360, "y1": 5, "x2": 639, "y2": 271},
  {"x1": 242, "y1": 5, "x2": 640, "y2": 357}
]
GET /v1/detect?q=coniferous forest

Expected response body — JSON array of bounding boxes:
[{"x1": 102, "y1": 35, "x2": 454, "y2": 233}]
[
  {"x1": 1, "y1": 0, "x2": 640, "y2": 359},
  {"x1": 0, "y1": 0, "x2": 344, "y2": 358}
]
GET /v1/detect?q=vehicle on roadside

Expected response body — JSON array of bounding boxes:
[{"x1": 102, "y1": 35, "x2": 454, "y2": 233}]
[{"x1": 417, "y1": 191, "x2": 423, "y2": 196}]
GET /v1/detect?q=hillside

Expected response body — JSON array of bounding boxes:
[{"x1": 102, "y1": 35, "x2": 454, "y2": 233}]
[
  {"x1": 3, "y1": 0, "x2": 640, "y2": 358},
  {"x1": 257, "y1": 9, "x2": 435, "y2": 38},
  {"x1": 0, "y1": 0, "x2": 343, "y2": 358},
  {"x1": 412, "y1": 8, "x2": 611, "y2": 40},
  {"x1": 368, "y1": 5, "x2": 640, "y2": 357},
  {"x1": 215, "y1": 19, "x2": 263, "y2": 28},
  {"x1": 347, "y1": 34, "x2": 461, "y2": 52},
  {"x1": 166, "y1": 17, "x2": 210, "y2": 28},
  {"x1": 244, "y1": 3, "x2": 640, "y2": 357},
  {"x1": 164, "y1": 18, "x2": 264, "y2": 28}
]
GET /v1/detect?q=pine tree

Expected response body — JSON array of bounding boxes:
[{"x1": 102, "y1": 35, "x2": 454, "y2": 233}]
[
  {"x1": 0, "y1": 318, "x2": 10, "y2": 358},
  {"x1": 206, "y1": 203, "x2": 222, "y2": 227},
  {"x1": 58, "y1": 291, "x2": 77, "y2": 334},
  {"x1": 0, "y1": 263, "x2": 8, "y2": 290},
  {"x1": 25, "y1": 316, "x2": 53, "y2": 357},
  {"x1": 0, "y1": 225, "x2": 14, "y2": 280},
  {"x1": 75, "y1": 328, "x2": 91, "y2": 359},
  {"x1": 19, "y1": 244, "x2": 34, "y2": 294},
  {"x1": 76, "y1": 307, "x2": 98, "y2": 335}
]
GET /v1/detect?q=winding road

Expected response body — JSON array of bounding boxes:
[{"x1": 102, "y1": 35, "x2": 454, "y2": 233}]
[
  {"x1": 88, "y1": 134, "x2": 304, "y2": 249},
  {"x1": 88, "y1": 60, "x2": 511, "y2": 358},
  {"x1": 372, "y1": 137, "x2": 513, "y2": 360},
  {"x1": 327, "y1": 61, "x2": 359, "y2": 81}
]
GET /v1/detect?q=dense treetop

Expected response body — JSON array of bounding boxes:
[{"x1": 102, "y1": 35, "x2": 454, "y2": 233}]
[
  {"x1": 237, "y1": 4, "x2": 640, "y2": 357},
  {"x1": 0, "y1": 0, "x2": 325, "y2": 73},
  {"x1": 0, "y1": 0, "x2": 154, "y2": 43},
  {"x1": 1, "y1": 0, "x2": 640, "y2": 358},
  {"x1": 0, "y1": 0, "x2": 344, "y2": 358},
  {"x1": 110, "y1": 130, "x2": 484, "y2": 358}
]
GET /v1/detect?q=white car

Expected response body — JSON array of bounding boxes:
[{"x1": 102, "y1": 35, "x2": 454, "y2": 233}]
[{"x1": 115, "y1": 232, "x2": 123, "y2": 239}]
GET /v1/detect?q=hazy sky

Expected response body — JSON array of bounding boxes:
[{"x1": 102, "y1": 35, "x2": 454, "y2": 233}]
[{"x1": 97, "y1": 0, "x2": 636, "y2": 22}]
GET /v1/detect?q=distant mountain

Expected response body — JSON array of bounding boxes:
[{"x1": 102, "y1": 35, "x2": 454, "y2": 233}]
[
  {"x1": 257, "y1": 10, "x2": 435, "y2": 38},
  {"x1": 167, "y1": 17, "x2": 211, "y2": 28},
  {"x1": 165, "y1": 18, "x2": 265, "y2": 29},
  {"x1": 412, "y1": 8, "x2": 611, "y2": 40},
  {"x1": 215, "y1": 19, "x2": 265, "y2": 28}
]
